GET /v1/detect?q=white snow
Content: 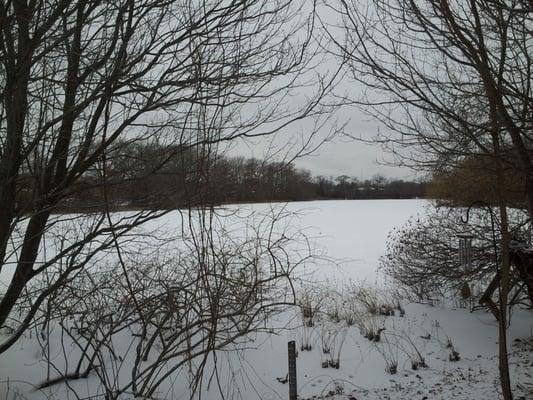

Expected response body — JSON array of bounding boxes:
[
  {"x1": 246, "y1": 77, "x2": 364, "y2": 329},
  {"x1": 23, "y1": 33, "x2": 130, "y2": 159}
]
[{"x1": 0, "y1": 199, "x2": 531, "y2": 400}]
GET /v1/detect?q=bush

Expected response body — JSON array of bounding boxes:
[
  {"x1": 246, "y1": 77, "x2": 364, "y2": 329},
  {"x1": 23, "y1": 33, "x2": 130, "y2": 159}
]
[{"x1": 380, "y1": 205, "x2": 529, "y2": 302}]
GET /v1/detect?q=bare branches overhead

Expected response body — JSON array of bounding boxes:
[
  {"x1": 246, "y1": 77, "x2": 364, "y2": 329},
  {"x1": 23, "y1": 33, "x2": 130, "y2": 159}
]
[{"x1": 0, "y1": 0, "x2": 339, "y2": 354}]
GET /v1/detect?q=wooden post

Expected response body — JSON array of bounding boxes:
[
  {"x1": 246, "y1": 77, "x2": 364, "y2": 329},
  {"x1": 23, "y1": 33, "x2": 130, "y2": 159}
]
[{"x1": 288, "y1": 340, "x2": 297, "y2": 400}]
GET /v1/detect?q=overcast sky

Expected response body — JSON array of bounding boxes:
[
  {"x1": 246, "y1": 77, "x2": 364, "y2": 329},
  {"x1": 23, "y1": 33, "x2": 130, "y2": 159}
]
[
  {"x1": 224, "y1": 3, "x2": 418, "y2": 182},
  {"x1": 227, "y1": 94, "x2": 418, "y2": 181},
  {"x1": 294, "y1": 140, "x2": 414, "y2": 180},
  {"x1": 227, "y1": 109, "x2": 417, "y2": 181}
]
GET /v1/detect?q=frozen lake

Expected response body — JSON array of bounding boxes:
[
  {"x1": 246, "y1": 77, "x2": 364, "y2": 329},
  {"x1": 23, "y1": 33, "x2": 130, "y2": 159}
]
[
  {"x1": 0, "y1": 199, "x2": 428, "y2": 287},
  {"x1": 265, "y1": 199, "x2": 428, "y2": 282},
  {"x1": 1, "y1": 199, "x2": 532, "y2": 400}
]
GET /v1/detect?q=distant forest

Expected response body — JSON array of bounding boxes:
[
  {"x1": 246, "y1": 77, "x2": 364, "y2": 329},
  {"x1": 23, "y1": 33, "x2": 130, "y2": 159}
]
[{"x1": 18, "y1": 142, "x2": 427, "y2": 211}]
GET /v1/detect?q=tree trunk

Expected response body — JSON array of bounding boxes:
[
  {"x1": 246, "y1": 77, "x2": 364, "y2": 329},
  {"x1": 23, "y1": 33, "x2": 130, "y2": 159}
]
[
  {"x1": 525, "y1": 176, "x2": 533, "y2": 227},
  {"x1": 497, "y1": 204, "x2": 513, "y2": 400},
  {"x1": 0, "y1": 211, "x2": 50, "y2": 328},
  {"x1": 492, "y1": 119, "x2": 513, "y2": 400}
]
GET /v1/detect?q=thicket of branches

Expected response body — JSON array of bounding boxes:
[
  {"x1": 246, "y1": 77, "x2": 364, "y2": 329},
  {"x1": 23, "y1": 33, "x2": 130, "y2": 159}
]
[
  {"x1": 329, "y1": 1, "x2": 533, "y2": 397},
  {"x1": 328, "y1": 0, "x2": 533, "y2": 212},
  {"x1": 22, "y1": 207, "x2": 309, "y2": 398},
  {"x1": 0, "y1": 0, "x2": 337, "y2": 350},
  {"x1": 381, "y1": 206, "x2": 530, "y2": 304},
  {"x1": 0, "y1": 2, "x2": 346, "y2": 397}
]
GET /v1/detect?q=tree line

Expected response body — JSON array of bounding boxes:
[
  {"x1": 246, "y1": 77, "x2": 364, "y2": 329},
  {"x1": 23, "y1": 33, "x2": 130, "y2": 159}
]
[{"x1": 14, "y1": 142, "x2": 427, "y2": 211}]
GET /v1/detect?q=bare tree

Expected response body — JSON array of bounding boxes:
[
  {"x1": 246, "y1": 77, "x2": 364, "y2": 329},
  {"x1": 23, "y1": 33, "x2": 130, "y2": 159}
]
[
  {"x1": 0, "y1": 0, "x2": 340, "y2": 356},
  {"x1": 327, "y1": 1, "x2": 533, "y2": 398},
  {"x1": 326, "y1": 0, "x2": 532, "y2": 204}
]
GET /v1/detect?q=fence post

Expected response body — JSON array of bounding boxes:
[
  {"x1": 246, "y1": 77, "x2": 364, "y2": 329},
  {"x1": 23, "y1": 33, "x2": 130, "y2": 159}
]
[{"x1": 288, "y1": 340, "x2": 297, "y2": 400}]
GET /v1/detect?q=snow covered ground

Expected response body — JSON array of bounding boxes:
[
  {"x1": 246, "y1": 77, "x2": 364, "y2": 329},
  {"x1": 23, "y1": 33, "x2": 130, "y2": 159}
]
[{"x1": 1, "y1": 200, "x2": 532, "y2": 400}]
